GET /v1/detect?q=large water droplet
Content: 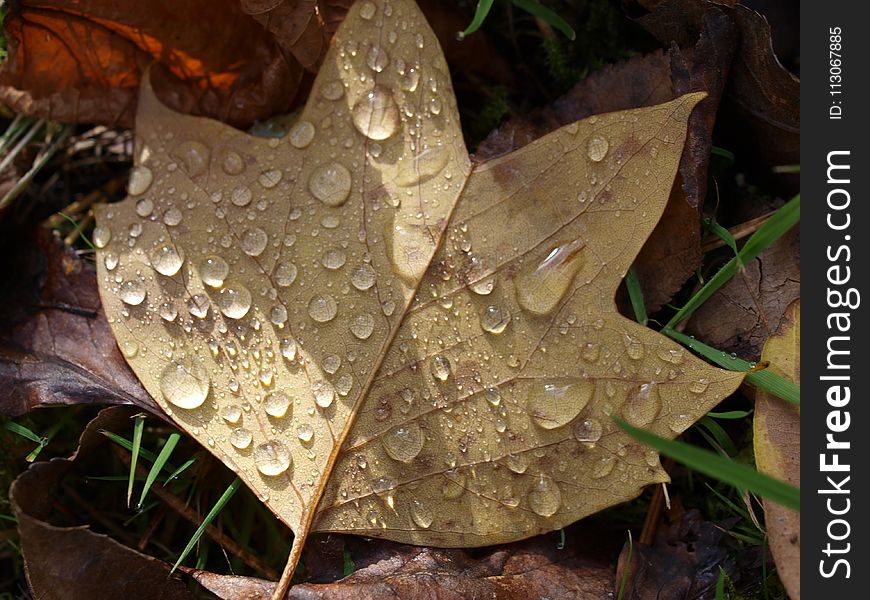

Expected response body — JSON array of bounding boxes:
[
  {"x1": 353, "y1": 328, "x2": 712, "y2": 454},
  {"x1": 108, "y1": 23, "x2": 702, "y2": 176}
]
[
  {"x1": 623, "y1": 382, "x2": 661, "y2": 427},
  {"x1": 308, "y1": 294, "x2": 338, "y2": 323},
  {"x1": 309, "y1": 162, "x2": 352, "y2": 206},
  {"x1": 280, "y1": 338, "x2": 297, "y2": 362},
  {"x1": 258, "y1": 169, "x2": 283, "y2": 189},
  {"x1": 229, "y1": 428, "x2": 253, "y2": 449},
  {"x1": 466, "y1": 256, "x2": 496, "y2": 295},
  {"x1": 274, "y1": 261, "x2": 298, "y2": 287},
  {"x1": 289, "y1": 121, "x2": 316, "y2": 148},
  {"x1": 504, "y1": 453, "x2": 529, "y2": 474},
  {"x1": 104, "y1": 253, "x2": 119, "y2": 271},
  {"x1": 297, "y1": 423, "x2": 314, "y2": 442},
  {"x1": 515, "y1": 239, "x2": 585, "y2": 315},
  {"x1": 352, "y1": 86, "x2": 399, "y2": 141},
  {"x1": 221, "y1": 405, "x2": 242, "y2": 424},
  {"x1": 441, "y1": 469, "x2": 466, "y2": 499},
  {"x1": 366, "y1": 45, "x2": 390, "y2": 72},
  {"x1": 187, "y1": 294, "x2": 210, "y2": 319},
  {"x1": 396, "y1": 145, "x2": 449, "y2": 186},
  {"x1": 159, "y1": 301, "x2": 178, "y2": 322},
  {"x1": 321, "y1": 248, "x2": 347, "y2": 270},
  {"x1": 526, "y1": 379, "x2": 594, "y2": 430},
  {"x1": 382, "y1": 423, "x2": 424, "y2": 462},
  {"x1": 173, "y1": 140, "x2": 210, "y2": 177},
  {"x1": 127, "y1": 166, "x2": 153, "y2": 196},
  {"x1": 254, "y1": 441, "x2": 292, "y2": 476},
  {"x1": 231, "y1": 185, "x2": 253, "y2": 206},
  {"x1": 265, "y1": 391, "x2": 292, "y2": 418},
  {"x1": 410, "y1": 499, "x2": 433, "y2": 528},
  {"x1": 93, "y1": 226, "x2": 112, "y2": 249},
  {"x1": 587, "y1": 136, "x2": 609, "y2": 162},
  {"x1": 221, "y1": 150, "x2": 245, "y2": 175},
  {"x1": 119, "y1": 280, "x2": 146, "y2": 306},
  {"x1": 350, "y1": 264, "x2": 376, "y2": 290},
  {"x1": 135, "y1": 198, "x2": 154, "y2": 217},
  {"x1": 159, "y1": 358, "x2": 210, "y2": 409},
  {"x1": 200, "y1": 256, "x2": 229, "y2": 288},
  {"x1": 322, "y1": 354, "x2": 341, "y2": 374},
  {"x1": 400, "y1": 68, "x2": 420, "y2": 92},
  {"x1": 657, "y1": 347, "x2": 685, "y2": 364},
  {"x1": 359, "y1": 1, "x2": 376, "y2": 20},
  {"x1": 480, "y1": 305, "x2": 510, "y2": 334},
  {"x1": 528, "y1": 474, "x2": 561, "y2": 517},
  {"x1": 217, "y1": 283, "x2": 252, "y2": 319},
  {"x1": 431, "y1": 355, "x2": 451, "y2": 381},
  {"x1": 320, "y1": 80, "x2": 345, "y2": 101},
  {"x1": 624, "y1": 334, "x2": 645, "y2": 361},
  {"x1": 350, "y1": 313, "x2": 375, "y2": 339},
  {"x1": 313, "y1": 380, "x2": 335, "y2": 408},
  {"x1": 591, "y1": 455, "x2": 615, "y2": 479},
  {"x1": 689, "y1": 378, "x2": 710, "y2": 394},
  {"x1": 150, "y1": 243, "x2": 184, "y2": 277},
  {"x1": 240, "y1": 227, "x2": 268, "y2": 257},
  {"x1": 163, "y1": 208, "x2": 183, "y2": 227},
  {"x1": 573, "y1": 418, "x2": 602, "y2": 443}
]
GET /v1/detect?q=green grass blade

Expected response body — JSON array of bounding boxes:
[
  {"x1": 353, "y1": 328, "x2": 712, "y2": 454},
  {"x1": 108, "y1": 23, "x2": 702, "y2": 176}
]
[
  {"x1": 458, "y1": 0, "x2": 495, "y2": 39},
  {"x1": 664, "y1": 329, "x2": 800, "y2": 405},
  {"x1": 624, "y1": 265, "x2": 648, "y2": 325},
  {"x1": 512, "y1": 0, "x2": 576, "y2": 40},
  {"x1": 715, "y1": 567, "x2": 726, "y2": 600},
  {"x1": 665, "y1": 194, "x2": 799, "y2": 330},
  {"x1": 138, "y1": 432, "x2": 181, "y2": 509},
  {"x1": 4, "y1": 421, "x2": 43, "y2": 444},
  {"x1": 127, "y1": 415, "x2": 145, "y2": 507},
  {"x1": 616, "y1": 531, "x2": 633, "y2": 600},
  {"x1": 698, "y1": 417, "x2": 737, "y2": 457},
  {"x1": 164, "y1": 457, "x2": 196, "y2": 484},
  {"x1": 711, "y1": 146, "x2": 735, "y2": 166},
  {"x1": 171, "y1": 478, "x2": 242, "y2": 573},
  {"x1": 707, "y1": 410, "x2": 753, "y2": 420},
  {"x1": 615, "y1": 418, "x2": 800, "y2": 511},
  {"x1": 703, "y1": 217, "x2": 742, "y2": 265}
]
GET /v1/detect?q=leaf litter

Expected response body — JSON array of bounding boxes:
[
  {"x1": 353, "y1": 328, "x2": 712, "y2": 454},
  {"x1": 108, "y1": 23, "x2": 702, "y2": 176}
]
[{"x1": 89, "y1": 0, "x2": 744, "y2": 589}]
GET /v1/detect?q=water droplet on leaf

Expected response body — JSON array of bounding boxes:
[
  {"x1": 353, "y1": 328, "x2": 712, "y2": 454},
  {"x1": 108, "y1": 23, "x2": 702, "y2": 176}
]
[
  {"x1": 352, "y1": 86, "x2": 399, "y2": 141},
  {"x1": 528, "y1": 474, "x2": 561, "y2": 517},
  {"x1": 383, "y1": 423, "x2": 424, "y2": 462},
  {"x1": 254, "y1": 441, "x2": 292, "y2": 476},
  {"x1": 159, "y1": 358, "x2": 210, "y2": 409}
]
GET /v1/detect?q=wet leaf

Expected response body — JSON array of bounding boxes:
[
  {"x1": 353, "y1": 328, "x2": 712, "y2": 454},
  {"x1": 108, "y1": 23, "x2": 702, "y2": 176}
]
[
  {"x1": 753, "y1": 299, "x2": 799, "y2": 600},
  {"x1": 93, "y1": 0, "x2": 743, "y2": 576},
  {"x1": 474, "y1": 43, "x2": 729, "y2": 312},
  {"x1": 0, "y1": 230, "x2": 157, "y2": 418}
]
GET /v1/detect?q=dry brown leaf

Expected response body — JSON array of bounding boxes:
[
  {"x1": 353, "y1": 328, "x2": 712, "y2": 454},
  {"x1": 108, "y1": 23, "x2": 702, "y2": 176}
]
[
  {"x1": 0, "y1": 0, "x2": 304, "y2": 128},
  {"x1": 686, "y1": 226, "x2": 799, "y2": 359},
  {"x1": 0, "y1": 229, "x2": 156, "y2": 417},
  {"x1": 192, "y1": 533, "x2": 614, "y2": 599},
  {"x1": 92, "y1": 0, "x2": 743, "y2": 587},
  {"x1": 753, "y1": 299, "x2": 799, "y2": 599}
]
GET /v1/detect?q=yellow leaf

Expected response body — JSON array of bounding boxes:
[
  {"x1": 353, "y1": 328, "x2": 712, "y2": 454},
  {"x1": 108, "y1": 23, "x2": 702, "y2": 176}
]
[
  {"x1": 754, "y1": 300, "x2": 800, "y2": 600},
  {"x1": 93, "y1": 0, "x2": 744, "y2": 590}
]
